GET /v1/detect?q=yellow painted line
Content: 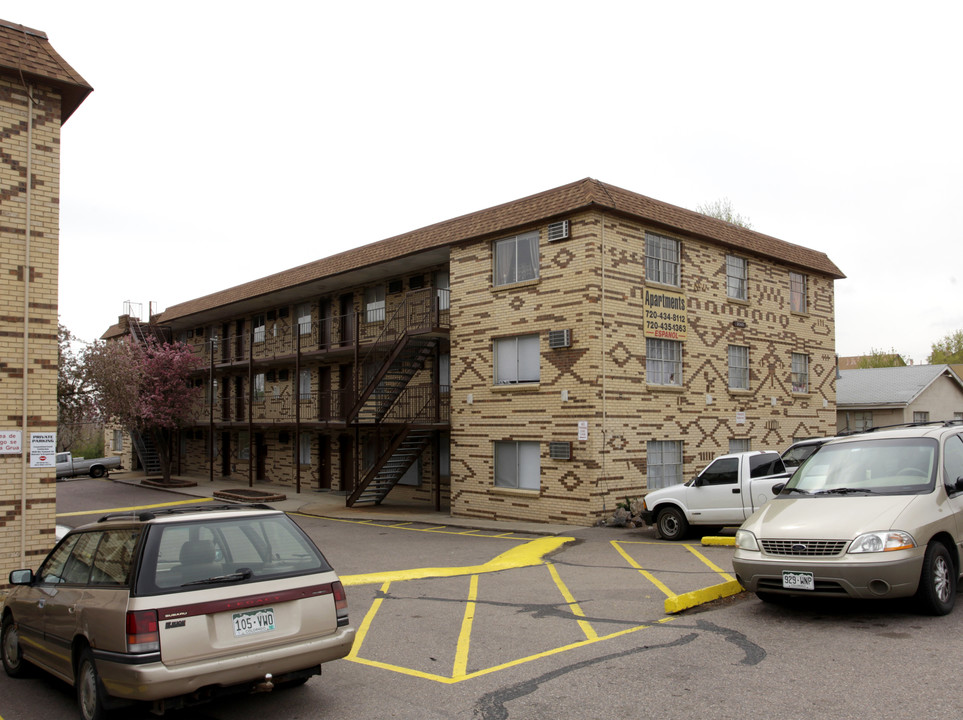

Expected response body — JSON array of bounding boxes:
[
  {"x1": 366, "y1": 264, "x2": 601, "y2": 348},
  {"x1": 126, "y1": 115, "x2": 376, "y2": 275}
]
[
  {"x1": 56, "y1": 497, "x2": 213, "y2": 518},
  {"x1": 664, "y1": 579, "x2": 744, "y2": 614},
  {"x1": 611, "y1": 541, "x2": 675, "y2": 598},
  {"x1": 341, "y1": 536, "x2": 573, "y2": 587},
  {"x1": 291, "y1": 513, "x2": 528, "y2": 540},
  {"x1": 452, "y1": 575, "x2": 479, "y2": 677},
  {"x1": 390, "y1": 522, "x2": 414, "y2": 528},
  {"x1": 701, "y1": 536, "x2": 735, "y2": 547},
  {"x1": 683, "y1": 544, "x2": 734, "y2": 582},
  {"x1": 346, "y1": 580, "x2": 391, "y2": 660},
  {"x1": 547, "y1": 563, "x2": 597, "y2": 641},
  {"x1": 346, "y1": 617, "x2": 677, "y2": 683}
]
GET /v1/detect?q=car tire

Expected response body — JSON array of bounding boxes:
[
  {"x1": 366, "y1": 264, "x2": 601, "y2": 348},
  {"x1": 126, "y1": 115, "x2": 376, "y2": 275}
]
[
  {"x1": 656, "y1": 507, "x2": 688, "y2": 541},
  {"x1": 77, "y1": 647, "x2": 112, "y2": 720},
  {"x1": 1, "y1": 615, "x2": 31, "y2": 678},
  {"x1": 915, "y1": 542, "x2": 956, "y2": 616},
  {"x1": 89, "y1": 466, "x2": 105, "y2": 479}
]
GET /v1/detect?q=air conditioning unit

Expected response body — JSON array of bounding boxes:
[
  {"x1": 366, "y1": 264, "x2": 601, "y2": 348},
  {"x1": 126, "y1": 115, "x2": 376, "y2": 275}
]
[
  {"x1": 549, "y1": 442, "x2": 572, "y2": 460},
  {"x1": 548, "y1": 220, "x2": 570, "y2": 242},
  {"x1": 548, "y1": 329, "x2": 572, "y2": 349}
]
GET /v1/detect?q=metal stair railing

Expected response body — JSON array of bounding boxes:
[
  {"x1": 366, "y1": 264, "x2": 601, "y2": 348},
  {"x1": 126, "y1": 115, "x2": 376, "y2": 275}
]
[
  {"x1": 130, "y1": 430, "x2": 162, "y2": 476},
  {"x1": 347, "y1": 428, "x2": 433, "y2": 506}
]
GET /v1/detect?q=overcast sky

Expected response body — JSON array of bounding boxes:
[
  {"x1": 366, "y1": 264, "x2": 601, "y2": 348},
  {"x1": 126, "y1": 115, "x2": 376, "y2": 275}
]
[{"x1": 8, "y1": 1, "x2": 962, "y2": 364}]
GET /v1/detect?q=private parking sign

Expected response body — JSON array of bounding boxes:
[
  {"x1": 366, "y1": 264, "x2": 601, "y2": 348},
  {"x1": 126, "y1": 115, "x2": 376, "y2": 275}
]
[{"x1": 30, "y1": 433, "x2": 56, "y2": 468}]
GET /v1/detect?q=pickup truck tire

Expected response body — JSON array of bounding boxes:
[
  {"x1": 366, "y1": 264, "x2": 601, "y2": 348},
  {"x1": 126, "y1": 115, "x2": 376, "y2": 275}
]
[
  {"x1": 915, "y1": 542, "x2": 956, "y2": 616},
  {"x1": 89, "y1": 466, "x2": 105, "y2": 479},
  {"x1": 656, "y1": 507, "x2": 688, "y2": 541}
]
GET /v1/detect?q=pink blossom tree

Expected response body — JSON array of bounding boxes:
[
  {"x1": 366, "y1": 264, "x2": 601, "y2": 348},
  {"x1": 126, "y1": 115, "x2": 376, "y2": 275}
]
[{"x1": 84, "y1": 337, "x2": 204, "y2": 483}]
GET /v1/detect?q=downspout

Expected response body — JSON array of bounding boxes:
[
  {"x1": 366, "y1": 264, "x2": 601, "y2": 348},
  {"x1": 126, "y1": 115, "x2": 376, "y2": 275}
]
[{"x1": 20, "y1": 85, "x2": 35, "y2": 566}]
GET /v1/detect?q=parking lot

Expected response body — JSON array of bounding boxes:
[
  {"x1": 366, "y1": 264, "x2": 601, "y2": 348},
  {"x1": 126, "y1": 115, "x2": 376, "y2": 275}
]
[{"x1": 3, "y1": 478, "x2": 963, "y2": 719}]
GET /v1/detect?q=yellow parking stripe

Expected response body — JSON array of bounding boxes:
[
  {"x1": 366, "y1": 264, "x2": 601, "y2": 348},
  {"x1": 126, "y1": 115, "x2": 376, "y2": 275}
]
[
  {"x1": 452, "y1": 575, "x2": 479, "y2": 677},
  {"x1": 547, "y1": 563, "x2": 597, "y2": 641},
  {"x1": 683, "y1": 543, "x2": 734, "y2": 581},
  {"x1": 55, "y1": 497, "x2": 213, "y2": 518},
  {"x1": 341, "y1": 536, "x2": 573, "y2": 587},
  {"x1": 610, "y1": 541, "x2": 675, "y2": 597},
  {"x1": 347, "y1": 580, "x2": 391, "y2": 660}
]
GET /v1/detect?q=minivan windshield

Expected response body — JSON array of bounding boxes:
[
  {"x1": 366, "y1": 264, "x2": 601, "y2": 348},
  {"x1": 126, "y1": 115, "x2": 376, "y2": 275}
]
[{"x1": 784, "y1": 437, "x2": 938, "y2": 496}]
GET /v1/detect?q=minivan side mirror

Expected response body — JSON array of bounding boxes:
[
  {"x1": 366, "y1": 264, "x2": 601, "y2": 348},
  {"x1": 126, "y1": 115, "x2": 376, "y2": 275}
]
[
  {"x1": 9, "y1": 569, "x2": 33, "y2": 585},
  {"x1": 771, "y1": 483, "x2": 786, "y2": 495},
  {"x1": 945, "y1": 477, "x2": 963, "y2": 496}
]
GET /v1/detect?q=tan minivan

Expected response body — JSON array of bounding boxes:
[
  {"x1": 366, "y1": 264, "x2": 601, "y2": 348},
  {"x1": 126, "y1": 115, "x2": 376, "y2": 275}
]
[
  {"x1": 733, "y1": 423, "x2": 963, "y2": 615},
  {"x1": 2, "y1": 504, "x2": 356, "y2": 719}
]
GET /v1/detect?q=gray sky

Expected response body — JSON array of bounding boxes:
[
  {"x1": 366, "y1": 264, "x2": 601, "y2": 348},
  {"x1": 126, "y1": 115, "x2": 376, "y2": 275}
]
[{"x1": 9, "y1": 1, "x2": 962, "y2": 364}]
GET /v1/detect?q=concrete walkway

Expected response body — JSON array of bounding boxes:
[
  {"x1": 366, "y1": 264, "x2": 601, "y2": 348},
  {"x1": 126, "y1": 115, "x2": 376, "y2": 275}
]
[{"x1": 105, "y1": 470, "x2": 576, "y2": 537}]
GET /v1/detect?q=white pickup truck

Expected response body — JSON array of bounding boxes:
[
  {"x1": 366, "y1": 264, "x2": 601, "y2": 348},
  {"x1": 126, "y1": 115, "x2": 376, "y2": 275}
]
[
  {"x1": 55, "y1": 451, "x2": 121, "y2": 479},
  {"x1": 640, "y1": 451, "x2": 790, "y2": 540}
]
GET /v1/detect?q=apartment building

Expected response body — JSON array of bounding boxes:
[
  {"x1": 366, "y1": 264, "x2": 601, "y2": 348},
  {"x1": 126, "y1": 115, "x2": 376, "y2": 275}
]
[
  {"x1": 0, "y1": 19, "x2": 91, "y2": 581},
  {"x1": 111, "y1": 178, "x2": 844, "y2": 526}
]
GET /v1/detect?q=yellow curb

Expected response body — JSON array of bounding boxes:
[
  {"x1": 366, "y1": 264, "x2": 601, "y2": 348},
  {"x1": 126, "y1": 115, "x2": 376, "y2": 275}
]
[
  {"x1": 341, "y1": 536, "x2": 574, "y2": 586},
  {"x1": 664, "y1": 579, "x2": 744, "y2": 614},
  {"x1": 701, "y1": 536, "x2": 735, "y2": 546}
]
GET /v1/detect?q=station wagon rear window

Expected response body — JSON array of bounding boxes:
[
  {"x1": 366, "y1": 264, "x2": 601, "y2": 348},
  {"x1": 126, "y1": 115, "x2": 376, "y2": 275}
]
[{"x1": 136, "y1": 515, "x2": 332, "y2": 595}]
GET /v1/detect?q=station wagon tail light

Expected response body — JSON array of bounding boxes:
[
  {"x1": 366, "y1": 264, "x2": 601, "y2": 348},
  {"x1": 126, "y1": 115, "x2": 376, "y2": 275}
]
[
  {"x1": 126, "y1": 610, "x2": 160, "y2": 653},
  {"x1": 849, "y1": 531, "x2": 916, "y2": 554},
  {"x1": 332, "y1": 581, "x2": 349, "y2": 627}
]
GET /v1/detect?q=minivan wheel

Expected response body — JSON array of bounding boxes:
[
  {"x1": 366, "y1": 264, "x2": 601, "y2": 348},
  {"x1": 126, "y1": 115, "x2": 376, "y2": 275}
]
[
  {"x1": 915, "y1": 542, "x2": 956, "y2": 616},
  {"x1": 77, "y1": 648, "x2": 111, "y2": 720},
  {"x1": 656, "y1": 507, "x2": 689, "y2": 541},
  {"x1": 2, "y1": 615, "x2": 30, "y2": 678}
]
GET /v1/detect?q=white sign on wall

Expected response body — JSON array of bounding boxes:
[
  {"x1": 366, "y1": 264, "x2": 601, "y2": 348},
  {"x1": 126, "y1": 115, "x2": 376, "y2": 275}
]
[
  {"x1": 578, "y1": 421, "x2": 589, "y2": 441},
  {"x1": 30, "y1": 433, "x2": 57, "y2": 468},
  {"x1": 0, "y1": 430, "x2": 22, "y2": 454}
]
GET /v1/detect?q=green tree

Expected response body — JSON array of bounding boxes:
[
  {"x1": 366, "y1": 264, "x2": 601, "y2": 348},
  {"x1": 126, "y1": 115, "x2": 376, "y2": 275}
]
[
  {"x1": 856, "y1": 348, "x2": 909, "y2": 368},
  {"x1": 696, "y1": 197, "x2": 753, "y2": 229},
  {"x1": 927, "y1": 329, "x2": 963, "y2": 364},
  {"x1": 57, "y1": 323, "x2": 98, "y2": 452}
]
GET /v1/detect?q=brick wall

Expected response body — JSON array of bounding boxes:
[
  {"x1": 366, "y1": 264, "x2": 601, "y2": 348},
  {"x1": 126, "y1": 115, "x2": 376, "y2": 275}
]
[
  {"x1": 0, "y1": 79, "x2": 62, "y2": 582},
  {"x1": 448, "y1": 209, "x2": 837, "y2": 525}
]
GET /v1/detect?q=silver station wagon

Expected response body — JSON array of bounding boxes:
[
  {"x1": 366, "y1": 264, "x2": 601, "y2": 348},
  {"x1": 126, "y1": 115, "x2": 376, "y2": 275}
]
[
  {"x1": 733, "y1": 422, "x2": 963, "y2": 615},
  {"x1": 1, "y1": 504, "x2": 356, "y2": 720}
]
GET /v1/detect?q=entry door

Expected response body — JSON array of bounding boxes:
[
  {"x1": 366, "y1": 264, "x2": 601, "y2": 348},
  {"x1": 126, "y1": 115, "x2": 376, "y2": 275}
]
[
  {"x1": 221, "y1": 432, "x2": 231, "y2": 476},
  {"x1": 688, "y1": 457, "x2": 742, "y2": 523},
  {"x1": 339, "y1": 434, "x2": 353, "y2": 492},
  {"x1": 339, "y1": 294, "x2": 354, "y2": 345},
  {"x1": 320, "y1": 366, "x2": 332, "y2": 420},
  {"x1": 255, "y1": 432, "x2": 267, "y2": 480},
  {"x1": 319, "y1": 434, "x2": 331, "y2": 490}
]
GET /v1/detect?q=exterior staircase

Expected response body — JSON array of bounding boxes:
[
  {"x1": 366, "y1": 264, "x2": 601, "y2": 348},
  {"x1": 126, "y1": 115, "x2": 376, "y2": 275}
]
[
  {"x1": 130, "y1": 431, "x2": 162, "y2": 476},
  {"x1": 347, "y1": 428, "x2": 433, "y2": 506}
]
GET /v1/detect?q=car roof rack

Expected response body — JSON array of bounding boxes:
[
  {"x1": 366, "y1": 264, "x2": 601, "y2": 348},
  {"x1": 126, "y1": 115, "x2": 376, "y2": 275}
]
[
  {"x1": 96, "y1": 502, "x2": 275, "y2": 524},
  {"x1": 838, "y1": 419, "x2": 961, "y2": 436}
]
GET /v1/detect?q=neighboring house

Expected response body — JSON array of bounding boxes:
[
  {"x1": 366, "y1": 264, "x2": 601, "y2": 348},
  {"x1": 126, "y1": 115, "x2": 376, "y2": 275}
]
[
  {"x1": 0, "y1": 19, "x2": 91, "y2": 581},
  {"x1": 837, "y1": 365, "x2": 963, "y2": 433},
  {"x1": 106, "y1": 178, "x2": 844, "y2": 526},
  {"x1": 838, "y1": 354, "x2": 907, "y2": 370}
]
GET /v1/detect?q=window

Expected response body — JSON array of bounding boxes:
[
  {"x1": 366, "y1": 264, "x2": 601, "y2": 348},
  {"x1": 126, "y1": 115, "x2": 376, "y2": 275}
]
[
  {"x1": 494, "y1": 230, "x2": 539, "y2": 286},
  {"x1": 791, "y1": 353, "x2": 809, "y2": 393},
  {"x1": 239, "y1": 431, "x2": 250, "y2": 460},
  {"x1": 494, "y1": 441, "x2": 540, "y2": 490},
  {"x1": 725, "y1": 255, "x2": 747, "y2": 300},
  {"x1": 296, "y1": 303, "x2": 312, "y2": 335},
  {"x1": 113, "y1": 429, "x2": 124, "y2": 452},
  {"x1": 790, "y1": 272, "x2": 807, "y2": 313},
  {"x1": 944, "y1": 435, "x2": 963, "y2": 488},
  {"x1": 914, "y1": 411, "x2": 930, "y2": 424},
  {"x1": 439, "y1": 353, "x2": 451, "y2": 394},
  {"x1": 647, "y1": 440, "x2": 682, "y2": 489},
  {"x1": 646, "y1": 338, "x2": 682, "y2": 386},
  {"x1": 700, "y1": 457, "x2": 739, "y2": 485},
  {"x1": 852, "y1": 411, "x2": 873, "y2": 431},
  {"x1": 729, "y1": 438, "x2": 750, "y2": 453},
  {"x1": 299, "y1": 432, "x2": 311, "y2": 465},
  {"x1": 365, "y1": 285, "x2": 385, "y2": 323},
  {"x1": 435, "y1": 270, "x2": 450, "y2": 310},
  {"x1": 645, "y1": 232, "x2": 680, "y2": 287},
  {"x1": 495, "y1": 335, "x2": 540, "y2": 385},
  {"x1": 728, "y1": 345, "x2": 749, "y2": 390},
  {"x1": 254, "y1": 373, "x2": 265, "y2": 401},
  {"x1": 299, "y1": 369, "x2": 311, "y2": 400},
  {"x1": 253, "y1": 314, "x2": 266, "y2": 343}
]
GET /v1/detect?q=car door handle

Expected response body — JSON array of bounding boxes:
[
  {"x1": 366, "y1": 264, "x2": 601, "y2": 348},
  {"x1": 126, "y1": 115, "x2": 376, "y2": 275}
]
[{"x1": 732, "y1": 488, "x2": 740, "y2": 494}]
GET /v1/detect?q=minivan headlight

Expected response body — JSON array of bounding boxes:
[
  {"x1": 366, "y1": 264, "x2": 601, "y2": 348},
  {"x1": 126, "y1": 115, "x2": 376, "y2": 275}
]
[
  {"x1": 735, "y1": 529, "x2": 759, "y2": 551},
  {"x1": 848, "y1": 531, "x2": 916, "y2": 554}
]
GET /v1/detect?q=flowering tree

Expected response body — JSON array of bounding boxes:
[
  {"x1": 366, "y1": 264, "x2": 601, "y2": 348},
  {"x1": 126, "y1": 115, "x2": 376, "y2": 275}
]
[
  {"x1": 58, "y1": 323, "x2": 98, "y2": 452},
  {"x1": 84, "y1": 337, "x2": 204, "y2": 483}
]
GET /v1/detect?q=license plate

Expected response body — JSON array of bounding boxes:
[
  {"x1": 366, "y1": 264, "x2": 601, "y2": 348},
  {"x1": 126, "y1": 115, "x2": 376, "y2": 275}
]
[
  {"x1": 233, "y1": 608, "x2": 276, "y2": 637},
  {"x1": 782, "y1": 571, "x2": 814, "y2": 590}
]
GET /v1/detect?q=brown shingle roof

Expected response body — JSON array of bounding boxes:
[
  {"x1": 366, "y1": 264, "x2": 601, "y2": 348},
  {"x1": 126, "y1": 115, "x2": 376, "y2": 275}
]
[
  {"x1": 0, "y1": 19, "x2": 92, "y2": 123},
  {"x1": 159, "y1": 178, "x2": 845, "y2": 323}
]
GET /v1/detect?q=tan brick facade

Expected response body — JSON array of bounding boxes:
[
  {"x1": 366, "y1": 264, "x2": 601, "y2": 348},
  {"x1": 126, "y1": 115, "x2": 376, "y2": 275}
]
[{"x1": 125, "y1": 179, "x2": 841, "y2": 527}]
